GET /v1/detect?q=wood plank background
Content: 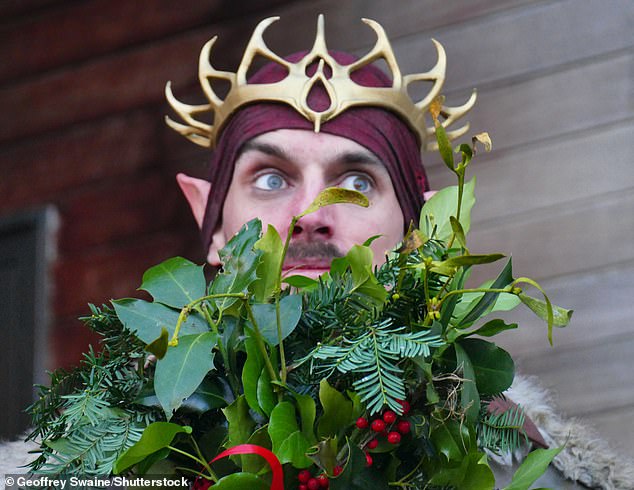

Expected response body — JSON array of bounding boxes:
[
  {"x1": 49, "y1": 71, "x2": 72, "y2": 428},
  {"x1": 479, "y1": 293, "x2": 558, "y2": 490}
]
[{"x1": 1, "y1": 0, "x2": 632, "y2": 457}]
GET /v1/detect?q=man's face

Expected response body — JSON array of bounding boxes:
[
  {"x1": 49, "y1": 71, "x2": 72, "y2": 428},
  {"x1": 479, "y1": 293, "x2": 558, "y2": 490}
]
[{"x1": 211, "y1": 128, "x2": 405, "y2": 278}]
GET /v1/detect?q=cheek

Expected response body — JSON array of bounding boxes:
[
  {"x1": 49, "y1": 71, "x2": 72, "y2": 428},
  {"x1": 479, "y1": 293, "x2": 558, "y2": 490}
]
[{"x1": 221, "y1": 193, "x2": 295, "y2": 240}]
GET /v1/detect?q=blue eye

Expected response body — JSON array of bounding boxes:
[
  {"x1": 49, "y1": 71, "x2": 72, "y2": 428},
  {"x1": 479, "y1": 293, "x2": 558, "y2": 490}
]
[
  {"x1": 254, "y1": 173, "x2": 287, "y2": 190},
  {"x1": 340, "y1": 175, "x2": 372, "y2": 193}
]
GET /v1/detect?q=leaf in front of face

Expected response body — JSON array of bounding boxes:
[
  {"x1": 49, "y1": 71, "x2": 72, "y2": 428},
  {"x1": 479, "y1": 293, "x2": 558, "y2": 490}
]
[
  {"x1": 458, "y1": 338, "x2": 514, "y2": 396},
  {"x1": 420, "y1": 177, "x2": 476, "y2": 243},
  {"x1": 139, "y1": 257, "x2": 206, "y2": 309},
  {"x1": 210, "y1": 218, "x2": 262, "y2": 312},
  {"x1": 112, "y1": 298, "x2": 208, "y2": 344},
  {"x1": 248, "y1": 294, "x2": 302, "y2": 346},
  {"x1": 346, "y1": 245, "x2": 388, "y2": 305},
  {"x1": 252, "y1": 224, "x2": 284, "y2": 302},
  {"x1": 113, "y1": 422, "x2": 192, "y2": 474},
  {"x1": 317, "y1": 379, "x2": 354, "y2": 439},
  {"x1": 503, "y1": 446, "x2": 563, "y2": 490},
  {"x1": 154, "y1": 332, "x2": 218, "y2": 419},
  {"x1": 299, "y1": 187, "x2": 369, "y2": 218}
]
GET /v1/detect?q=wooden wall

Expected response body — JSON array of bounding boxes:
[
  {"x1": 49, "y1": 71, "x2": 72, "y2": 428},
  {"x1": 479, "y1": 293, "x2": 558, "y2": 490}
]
[{"x1": 1, "y1": 0, "x2": 632, "y2": 458}]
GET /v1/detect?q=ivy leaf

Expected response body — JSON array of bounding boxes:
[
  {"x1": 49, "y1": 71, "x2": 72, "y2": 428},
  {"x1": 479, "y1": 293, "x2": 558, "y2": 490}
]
[
  {"x1": 455, "y1": 343, "x2": 480, "y2": 425},
  {"x1": 459, "y1": 338, "x2": 514, "y2": 395},
  {"x1": 210, "y1": 219, "x2": 262, "y2": 312},
  {"x1": 252, "y1": 224, "x2": 283, "y2": 302},
  {"x1": 112, "y1": 298, "x2": 207, "y2": 344},
  {"x1": 155, "y1": 332, "x2": 217, "y2": 419},
  {"x1": 503, "y1": 447, "x2": 563, "y2": 490},
  {"x1": 139, "y1": 257, "x2": 206, "y2": 309},
  {"x1": 113, "y1": 422, "x2": 192, "y2": 474},
  {"x1": 249, "y1": 294, "x2": 302, "y2": 346},
  {"x1": 317, "y1": 379, "x2": 353, "y2": 439},
  {"x1": 299, "y1": 187, "x2": 369, "y2": 218},
  {"x1": 420, "y1": 177, "x2": 476, "y2": 243}
]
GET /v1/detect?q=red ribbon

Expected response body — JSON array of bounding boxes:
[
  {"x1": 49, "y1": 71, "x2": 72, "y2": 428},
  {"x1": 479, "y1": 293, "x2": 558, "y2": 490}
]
[{"x1": 211, "y1": 444, "x2": 285, "y2": 490}]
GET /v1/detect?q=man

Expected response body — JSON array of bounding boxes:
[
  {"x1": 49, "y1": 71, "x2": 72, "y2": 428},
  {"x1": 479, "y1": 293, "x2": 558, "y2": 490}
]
[{"x1": 164, "y1": 15, "x2": 633, "y2": 489}]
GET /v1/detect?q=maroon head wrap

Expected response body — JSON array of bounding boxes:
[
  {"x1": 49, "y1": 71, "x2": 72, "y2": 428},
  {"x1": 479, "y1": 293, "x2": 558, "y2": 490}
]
[{"x1": 201, "y1": 51, "x2": 429, "y2": 250}]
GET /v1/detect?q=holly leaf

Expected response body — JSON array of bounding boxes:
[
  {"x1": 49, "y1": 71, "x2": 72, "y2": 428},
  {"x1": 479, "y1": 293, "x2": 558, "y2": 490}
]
[
  {"x1": 112, "y1": 298, "x2": 207, "y2": 344},
  {"x1": 210, "y1": 219, "x2": 262, "y2": 312},
  {"x1": 459, "y1": 338, "x2": 514, "y2": 395},
  {"x1": 155, "y1": 332, "x2": 217, "y2": 419},
  {"x1": 139, "y1": 257, "x2": 206, "y2": 308},
  {"x1": 317, "y1": 379, "x2": 354, "y2": 439}
]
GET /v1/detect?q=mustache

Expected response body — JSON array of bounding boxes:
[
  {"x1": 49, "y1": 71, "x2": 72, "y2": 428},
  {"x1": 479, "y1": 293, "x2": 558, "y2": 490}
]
[{"x1": 285, "y1": 242, "x2": 345, "y2": 261}]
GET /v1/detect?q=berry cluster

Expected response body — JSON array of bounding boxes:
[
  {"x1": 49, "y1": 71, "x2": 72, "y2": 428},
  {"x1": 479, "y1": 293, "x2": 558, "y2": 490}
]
[
  {"x1": 297, "y1": 467, "x2": 341, "y2": 489},
  {"x1": 355, "y1": 400, "x2": 411, "y2": 467}
]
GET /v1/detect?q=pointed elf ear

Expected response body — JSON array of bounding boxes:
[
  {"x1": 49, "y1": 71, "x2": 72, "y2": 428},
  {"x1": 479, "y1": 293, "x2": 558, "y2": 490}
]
[{"x1": 176, "y1": 173, "x2": 211, "y2": 229}]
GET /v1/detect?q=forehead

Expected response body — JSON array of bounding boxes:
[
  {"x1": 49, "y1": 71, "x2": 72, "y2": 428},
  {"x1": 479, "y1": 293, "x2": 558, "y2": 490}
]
[{"x1": 235, "y1": 129, "x2": 386, "y2": 168}]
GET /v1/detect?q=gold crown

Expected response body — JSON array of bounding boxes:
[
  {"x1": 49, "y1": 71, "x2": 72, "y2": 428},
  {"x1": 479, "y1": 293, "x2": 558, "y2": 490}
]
[{"x1": 165, "y1": 15, "x2": 476, "y2": 151}]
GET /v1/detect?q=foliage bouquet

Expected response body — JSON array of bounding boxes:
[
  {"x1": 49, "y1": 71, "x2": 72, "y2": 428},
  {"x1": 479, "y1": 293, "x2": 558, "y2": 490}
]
[{"x1": 27, "y1": 121, "x2": 572, "y2": 490}]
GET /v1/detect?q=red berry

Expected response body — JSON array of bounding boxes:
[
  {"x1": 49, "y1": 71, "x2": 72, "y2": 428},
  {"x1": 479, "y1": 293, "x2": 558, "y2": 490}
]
[
  {"x1": 356, "y1": 417, "x2": 369, "y2": 429},
  {"x1": 365, "y1": 453, "x2": 373, "y2": 467},
  {"x1": 397, "y1": 420, "x2": 411, "y2": 434},
  {"x1": 387, "y1": 431, "x2": 402, "y2": 444},
  {"x1": 367, "y1": 438, "x2": 379, "y2": 449},
  {"x1": 307, "y1": 478, "x2": 320, "y2": 490},
  {"x1": 298, "y1": 470, "x2": 311, "y2": 483},
  {"x1": 317, "y1": 474, "x2": 329, "y2": 488},
  {"x1": 383, "y1": 410, "x2": 397, "y2": 424},
  {"x1": 333, "y1": 465, "x2": 343, "y2": 476},
  {"x1": 397, "y1": 400, "x2": 411, "y2": 415},
  {"x1": 299, "y1": 486, "x2": 308, "y2": 490},
  {"x1": 371, "y1": 419, "x2": 386, "y2": 432}
]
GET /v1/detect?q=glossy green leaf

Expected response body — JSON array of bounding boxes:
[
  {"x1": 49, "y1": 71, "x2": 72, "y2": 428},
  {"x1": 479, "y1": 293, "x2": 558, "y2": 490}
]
[
  {"x1": 459, "y1": 258, "x2": 514, "y2": 326},
  {"x1": 113, "y1": 422, "x2": 191, "y2": 474},
  {"x1": 256, "y1": 366, "x2": 276, "y2": 416},
  {"x1": 155, "y1": 332, "x2": 217, "y2": 419},
  {"x1": 420, "y1": 177, "x2": 476, "y2": 243},
  {"x1": 329, "y1": 444, "x2": 390, "y2": 490},
  {"x1": 278, "y1": 430, "x2": 312, "y2": 467},
  {"x1": 268, "y1": 401, "x2": 312, "y2": 466},
  {"x1": 293, "y1": 392, "x2": 317, "y2": 444},
  {"x1": 242, "y1": 426, "x2": 273, "y2": 474},
  {"x1": 317, "y1": 379, "x2": 353, "y2": 439},
  {"x1": 455, "y1": 343, "x2": 480, "y2": 424},
  {"x1": 430, "y1": 418, "x2": 470, "y2": 462},
  {"x1": 346, "y1": 245, "x2": 388, "y2": 305},
  {"x1": 445, "y1": 253, "x2": 505, "y2": 267},
  {"x1": 503, "y1": 447, "x2": 563, "y2": 490},
  {"x1": 222, "y1": 395, "x2": 256, "y2": 451},
  {"x1": 112, "y1": 298, "x2": 207, "y2": 344},
  {"x1": 299, "y1": 187, "x2": 369, "y2": 218},
  {"x1": 213, "y1": 472, "x2": 270, "y2": 490},
  {"x1": 145, "y1": 327, "x2": 169, "y2": 359},
  {"x1": 139, "y1": 257, "x2": 206, "y2": 308},
  {"x1": 242, "y1": 335, "x2": 266, "y2": 415},
  {"x1": 282, "y1": 274, "x2": 319, "y2": 289},
  {"x1": 252, "y1": 224, "x2": 284, "y2": 302},
  {"x1": 435, "y1": 123, "x2": 455, "y2": 170},
  {"x1": 459, "y1": 338, "x2": 514, "y2": 395},
  {"x1": 429, "y1": 449, "x2": 495, "y2": 490},
  {"x1": 249, "y1": 294, "x2": 302, "y2": 346},
  {"x1": 210, "y1": 219, "x2": 262, "y2": 312}
]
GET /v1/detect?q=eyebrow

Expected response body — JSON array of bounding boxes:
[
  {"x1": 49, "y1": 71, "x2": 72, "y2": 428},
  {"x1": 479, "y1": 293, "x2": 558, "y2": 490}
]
[{"x1": 239, "y1": 140, "x2": 383, "y2": 167}]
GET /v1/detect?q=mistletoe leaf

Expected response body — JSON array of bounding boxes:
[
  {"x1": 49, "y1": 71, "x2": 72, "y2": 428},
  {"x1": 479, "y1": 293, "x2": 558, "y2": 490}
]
[
  {"x1": 420, "y1": 177, "x2": 476, "y2": 243},
  {"x1": 155, "y1": 332, "x2": 217, "y2": 419},
  {"x1": 112, "y1": 298, "x2": 207, "y2": 344},
  {"x1": 139, "y1": 257, "x2": 206, "y2": 308},
  {"x1": 299, "y1": 187, "x2": 369, "y2": 218}
]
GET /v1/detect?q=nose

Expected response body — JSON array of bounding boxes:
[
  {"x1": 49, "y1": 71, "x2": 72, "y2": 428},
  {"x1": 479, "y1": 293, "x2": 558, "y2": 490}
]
[{"x1": 292, "y1": 188, "x2": 334, "y2": 242}]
